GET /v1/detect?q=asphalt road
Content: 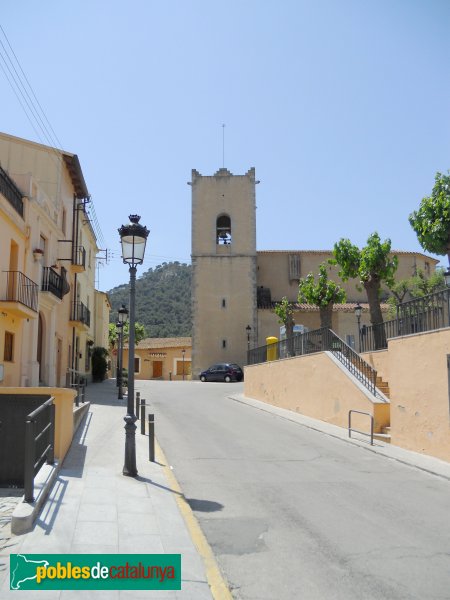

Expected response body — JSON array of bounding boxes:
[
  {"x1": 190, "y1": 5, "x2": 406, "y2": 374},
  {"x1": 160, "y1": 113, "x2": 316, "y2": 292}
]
[{"x1": 137, "y1": 380, "x2": 450, "y2": 600}]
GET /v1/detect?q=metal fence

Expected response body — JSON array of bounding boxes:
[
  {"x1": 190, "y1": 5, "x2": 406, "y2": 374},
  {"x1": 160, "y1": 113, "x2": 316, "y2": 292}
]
[
  {"x1": 66, "y1": 369, "x2": 87, "y2": 406},
  {"x1": 41, "y1": 267, "x2": 64, "y2": 300},
  {"x1": 248, "y1": 327, "x2": 378, "y2": 396},
  {"x1": 360, "y1": 287, "x2": 450, "y2": 353},
  {"x1": 2, "y1": 271, "x2": 38, "y2": 312},
  {"x1": 24, "y1": 397, "x2": 55, "y2": 502}
]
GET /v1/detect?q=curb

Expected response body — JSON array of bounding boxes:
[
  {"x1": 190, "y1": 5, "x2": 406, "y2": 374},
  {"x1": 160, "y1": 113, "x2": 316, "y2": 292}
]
[{"x1": 155, "y1": 440, "x2": 233, "y2": 600}]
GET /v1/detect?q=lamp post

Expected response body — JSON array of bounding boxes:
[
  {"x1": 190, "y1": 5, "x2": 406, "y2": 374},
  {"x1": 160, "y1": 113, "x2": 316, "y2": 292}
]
[
  {"x1": 354, "y1": 302, "x2": 362, "y2": 352},
  {"x1": 182, "y1": 348, "x2": 186, "y2": 381},
  {"x1": 246, "y1": 324, "x2": 252, "y2": 351},
  {"x1": 118, "y1": 215, "x2": 149, "y2": 477},
  {"x1": 117, "y1": 304, "x2": 128, "y2": 400}
]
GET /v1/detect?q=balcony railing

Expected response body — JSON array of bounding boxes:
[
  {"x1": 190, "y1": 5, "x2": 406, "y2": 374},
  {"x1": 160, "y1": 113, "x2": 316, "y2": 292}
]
[
  {"x1": 72, "y1": 245, "x2": 86, "y2": 269},
  {"x1": 1, "y1": 271, "x2": 38, "y2": 312},
  {"x1": 71, "y1": 301, "x2": 90, "y2": 327},
  {"x1": 0, "y1": 165, "x2": 24, "y2": 218},
  {"x1": 360, "y1": 287, "x2": 450, "y2": 353},
  {"x1": 41, "y1": 267, "x2": 64, "y2": 300}
]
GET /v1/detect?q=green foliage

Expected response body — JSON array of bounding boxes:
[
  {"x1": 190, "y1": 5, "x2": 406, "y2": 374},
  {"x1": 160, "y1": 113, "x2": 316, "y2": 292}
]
[
  {"x1": 108, "y1": 321, "x2": 147, "y2": 347},
  {"x1": 91, "y1": 347, "x2": 109, "y2": 382},
  {"x1": 386, "y1": 268, "x2": 445, "y2": 317},
  {"x1": 298, "y1": 263, "x2": 346, "y2": 308},
  {"x1": 107, "y1": 262, "x2": 192, "y2": 337},
  {"x1": 332, "y1": 232, "x2": 398, "y2": 289},
  {"x1": 273, "y1": 297, "x2": 294, "y2": 327},
  {"x1": 409, "y1": 171, "x2": 450, "y2": 257}
]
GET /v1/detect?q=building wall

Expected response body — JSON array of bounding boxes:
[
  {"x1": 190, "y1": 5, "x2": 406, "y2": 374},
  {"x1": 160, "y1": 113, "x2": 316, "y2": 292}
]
[
  {"x1": 123, "y1": 345, "x2": 192, "y2": 381},
  {"x1": 257, "y1": 251, "x2": 438, "y2": 305},
  {"x1": 191, "y1": 168, "x2": 257, "y2": 374},
  {"x1": 244, "y1": 352, "x2": 390, "y2": 432},
  {"x1": 0, "y1": 132, "x2": 103, "y2": 388},
  {"x1": 388, "y1": 328, "x2": 450, "y2": 462}
]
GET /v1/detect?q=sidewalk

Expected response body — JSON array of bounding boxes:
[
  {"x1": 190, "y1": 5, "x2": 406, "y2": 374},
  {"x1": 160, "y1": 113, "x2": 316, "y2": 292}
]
[{"x1": 0, "y1": 379, "x2": 215, "y2": 599}]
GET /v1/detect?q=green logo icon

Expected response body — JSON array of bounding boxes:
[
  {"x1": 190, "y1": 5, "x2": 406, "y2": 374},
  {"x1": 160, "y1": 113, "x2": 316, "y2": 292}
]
[{"x1": 10, "y1": 554, "x2": 181, "y2": 590}]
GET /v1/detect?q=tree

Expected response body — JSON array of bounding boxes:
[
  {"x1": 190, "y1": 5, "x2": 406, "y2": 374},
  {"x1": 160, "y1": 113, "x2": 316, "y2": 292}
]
[
  {"x1": 297, "y1": 263, "x2": 346, "y2": 329},
  {"x1": 91, "y1": 347, "x2": 109, "y2": 382},
  {"x1": 409, "y1": 171, "x2": 450, "y2": 264},
  {"x1": 332, "y1": 233, "x2": 398, "y2": 348},
  {"x1": 386, "y1": 268, "x2": 445, "y2": 317},
  {"x1": 108, "y1": 321, "x2": 147, "y2": 348},
  {"x1": 273, "y1": 297, "x2": 295, "y2": 340}
]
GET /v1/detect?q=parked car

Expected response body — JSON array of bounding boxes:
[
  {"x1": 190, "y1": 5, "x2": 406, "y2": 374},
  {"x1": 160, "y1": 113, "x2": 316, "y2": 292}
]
[{"x1": 199, "y1": 363, "x2": 243, "y2": 383}]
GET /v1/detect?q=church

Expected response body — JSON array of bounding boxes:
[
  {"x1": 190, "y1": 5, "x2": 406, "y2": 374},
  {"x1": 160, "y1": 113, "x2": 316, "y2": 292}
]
[{"x1": 190, "y1": 167, "x2": 438, "y2": 376}]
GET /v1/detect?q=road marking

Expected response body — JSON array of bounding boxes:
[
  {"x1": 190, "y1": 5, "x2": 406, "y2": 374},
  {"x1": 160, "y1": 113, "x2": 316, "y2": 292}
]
[{"x1": 155, "y1": 440, "x2": 233, "y2": 600}]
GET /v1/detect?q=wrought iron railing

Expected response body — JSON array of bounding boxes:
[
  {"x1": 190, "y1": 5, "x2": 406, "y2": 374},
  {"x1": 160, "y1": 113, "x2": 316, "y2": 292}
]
[
  {"x1": 360, "y1": 287, "x2": 450, "y2": 353},
  {"x1": 248, "y1": 327, "x2": 378, "y2": 396},
  {"x1": 0, "y1": 165, "x2": 24, "y2": 217},
  {"x1": 41, "y1": 267, "x2": 64, "y2": 300},
  {"x1": 72, "y1": 245, "x2": 86, "y2": 269},
  {"x1": 1, "y1": 271, "x2": 38, "y2": 312},
  {"x1": 247, "y1": 327, "x2": 377, "y2": 394},
  {"x1": 71, "y1": 301, "x2": 91, "y2": 326},
  {"x1": 24, "y1": 397, "x2": 55, "y2": 503}
]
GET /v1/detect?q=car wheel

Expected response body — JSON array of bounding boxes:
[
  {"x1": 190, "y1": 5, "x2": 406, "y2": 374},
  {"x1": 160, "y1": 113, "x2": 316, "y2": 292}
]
[
  {"x1": 224, "y1": 375, "x2": 232, "y2": 383},
  {"x1": 200, "y1": 375, "x2": 207, "y2": 382}
]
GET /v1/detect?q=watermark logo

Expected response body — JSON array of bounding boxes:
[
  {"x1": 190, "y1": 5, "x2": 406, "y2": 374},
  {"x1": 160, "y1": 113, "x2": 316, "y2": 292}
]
[{"x1": 10, "y1": 554, "x2": 181, "y2": 590}]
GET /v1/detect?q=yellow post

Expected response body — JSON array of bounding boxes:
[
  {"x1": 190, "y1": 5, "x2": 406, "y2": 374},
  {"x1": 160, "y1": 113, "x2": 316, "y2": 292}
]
[{"x1": 266, "y1": 336, "x2": 279, "y2": 362}]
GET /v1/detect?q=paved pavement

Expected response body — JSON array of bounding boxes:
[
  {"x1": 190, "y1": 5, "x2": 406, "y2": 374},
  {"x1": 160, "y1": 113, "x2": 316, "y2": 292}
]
[{"x1": 0, "y1": 379, "x2": 216, "y2": 599}]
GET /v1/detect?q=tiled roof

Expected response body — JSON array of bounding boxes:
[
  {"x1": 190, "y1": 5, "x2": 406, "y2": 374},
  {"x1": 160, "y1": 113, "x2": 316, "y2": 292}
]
[{"x1": 126, "y1": 337, "x2": 192, "y2": 349}]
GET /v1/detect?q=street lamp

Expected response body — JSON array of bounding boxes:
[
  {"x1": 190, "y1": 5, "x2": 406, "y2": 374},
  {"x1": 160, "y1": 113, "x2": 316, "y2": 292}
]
[
  {"x1": 118, "y1": 215, "x2": 149, "y2": 477},
  {"x1": 246, "y1": 324, "x2": 251, "y2": 351},
  {"x1": 354, "y1": 302, "x2": 362, "y2": 352},
  {"x1": 182, "y1": 348, "x2": 186, "y2": 381},
  {"x1": 117, "y1": 304, "x2": 128, "y2": 400}
]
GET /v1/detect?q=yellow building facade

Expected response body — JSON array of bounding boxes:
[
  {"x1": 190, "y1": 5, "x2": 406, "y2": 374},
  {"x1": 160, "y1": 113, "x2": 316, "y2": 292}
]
[{"x1": 0, "y1": 132, "x2": 108, "y2": 388}]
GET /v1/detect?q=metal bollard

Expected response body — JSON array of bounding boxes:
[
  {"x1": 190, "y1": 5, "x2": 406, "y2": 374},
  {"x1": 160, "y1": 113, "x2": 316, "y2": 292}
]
[
  {"x1": 140, "y1": 400, "x2": 146, "y2": 435},
  {"x1": 135, "y1": 391, "x2": 140, "y2": 419},
  {"x1": 148, "y1": 414, "x2": 155, "y2": 462}
]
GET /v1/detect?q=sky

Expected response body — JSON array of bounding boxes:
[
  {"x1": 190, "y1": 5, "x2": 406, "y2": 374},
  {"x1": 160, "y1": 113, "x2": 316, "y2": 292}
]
[{"x1": 1, "y1": 0, "x2": 449, "y2": 293}]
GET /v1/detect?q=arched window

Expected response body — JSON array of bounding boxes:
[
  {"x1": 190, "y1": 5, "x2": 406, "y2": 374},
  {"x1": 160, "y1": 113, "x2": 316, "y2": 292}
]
[{"x1": 216, "y1": 215, "x2": 232, "y2": 245}]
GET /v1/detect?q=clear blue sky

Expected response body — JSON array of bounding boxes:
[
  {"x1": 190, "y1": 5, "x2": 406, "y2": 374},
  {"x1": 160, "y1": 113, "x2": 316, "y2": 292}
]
[{"x1": 1, "y1": 1, "x2": 449, "y2": 292}]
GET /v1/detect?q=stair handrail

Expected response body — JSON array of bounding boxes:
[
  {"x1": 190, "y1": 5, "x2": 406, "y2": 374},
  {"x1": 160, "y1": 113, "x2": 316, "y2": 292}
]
[{"x1": 325, "y1": 329, "x2": 378, "y2": 397}]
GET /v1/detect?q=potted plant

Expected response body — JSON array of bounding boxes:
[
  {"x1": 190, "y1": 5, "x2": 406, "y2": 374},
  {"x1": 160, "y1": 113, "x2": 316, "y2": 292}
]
[{"x1": 33, "y1": 248, "x2": 44, "y2": 261}]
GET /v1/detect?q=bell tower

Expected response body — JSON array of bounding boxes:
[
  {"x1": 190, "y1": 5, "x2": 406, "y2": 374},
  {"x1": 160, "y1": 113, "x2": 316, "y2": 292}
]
[{"x1": 191, "y1": 167, "x2": 257, "y2": 376}]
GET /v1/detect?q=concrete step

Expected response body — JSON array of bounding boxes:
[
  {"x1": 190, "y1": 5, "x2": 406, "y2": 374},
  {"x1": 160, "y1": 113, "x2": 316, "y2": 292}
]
[{"x1": 373, "y1": 432, "x2": 391, "y2": 443}]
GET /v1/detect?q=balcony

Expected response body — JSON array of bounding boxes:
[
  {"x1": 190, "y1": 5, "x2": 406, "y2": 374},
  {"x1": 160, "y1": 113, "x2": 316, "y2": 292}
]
[
  {"x1": 71, "y1": 246, "x2": 86, "y2": 273},
  {"x1": 70, "y1": 301, "x2": 90, "y2": 328},
  {"x1": 41, "y1": 267, "x2": 66, "y2": 300},
  {"x1": 0, "y1": 271, "x2": 38, "y2": 318},
  {"x1": 0, "y1": 166, "x2": 24, "y2": 218}
]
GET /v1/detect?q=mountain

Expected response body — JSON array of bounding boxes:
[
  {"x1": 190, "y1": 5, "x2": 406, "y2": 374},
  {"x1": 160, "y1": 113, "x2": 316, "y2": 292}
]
[{"x1": 107, "y1": 262, "x2": 192, "y2": 337}]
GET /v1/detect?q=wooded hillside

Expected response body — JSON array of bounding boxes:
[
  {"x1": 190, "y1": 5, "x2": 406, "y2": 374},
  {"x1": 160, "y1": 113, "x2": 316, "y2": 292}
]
[{"x1": 107, "y1": 262, "x2": 192, "y2": 337}]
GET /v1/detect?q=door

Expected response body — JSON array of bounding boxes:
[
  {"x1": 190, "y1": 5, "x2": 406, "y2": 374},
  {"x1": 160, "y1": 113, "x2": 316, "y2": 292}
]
[{"x1": 152, "y1": 361, "x2": 163, "y2": 378}]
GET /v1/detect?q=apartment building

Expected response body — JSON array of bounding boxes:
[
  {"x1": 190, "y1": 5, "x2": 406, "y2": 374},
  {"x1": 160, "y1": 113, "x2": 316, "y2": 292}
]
[{"x1": 0, "y1": 132, "x2": 108, "y2": 387}]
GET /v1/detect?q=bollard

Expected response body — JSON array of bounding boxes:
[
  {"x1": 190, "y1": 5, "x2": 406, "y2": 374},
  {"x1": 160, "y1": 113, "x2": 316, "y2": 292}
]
[
  {"x1": 140, "y1": 400, "x2": 145, "y2": 435},
  {"x1": 135, "y1": 391, "x2": 140, "y2": 420},
  {"x1": 148, "y1": 414, "x2": 155, "y2": 462}
]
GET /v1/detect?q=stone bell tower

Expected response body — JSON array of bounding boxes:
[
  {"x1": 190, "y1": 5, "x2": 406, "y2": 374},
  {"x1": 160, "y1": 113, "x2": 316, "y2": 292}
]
[{"x1": 190, "y1": 167, "x2": 257, "y2": 376}]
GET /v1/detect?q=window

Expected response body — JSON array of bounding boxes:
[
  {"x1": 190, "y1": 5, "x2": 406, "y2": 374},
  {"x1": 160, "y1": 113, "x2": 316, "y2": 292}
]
[
  {"x1": 4, "y1": 331, "x2": 14, "y2": 362},
  {"x1": 346, "y1": 335, "x2": 355, "y2": 350},
  {"x1": 222, "y1": 298, "x2": 226, "y2": 308},
  {"x1": 425, "y1": 262, "x2": 430, "y2": 276},
  {"x1": 134, "y1": 357, "x2": 140, "y2": 373},
  {"x1": 216, "y1": 215, "x2": 232, "y2": 245},
  {"x1": 289, "y1": 254, "x2": 301, "y2": 281},
  {"x1": 222, "y1": 339, "x2": 227, "y2": 349}
]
